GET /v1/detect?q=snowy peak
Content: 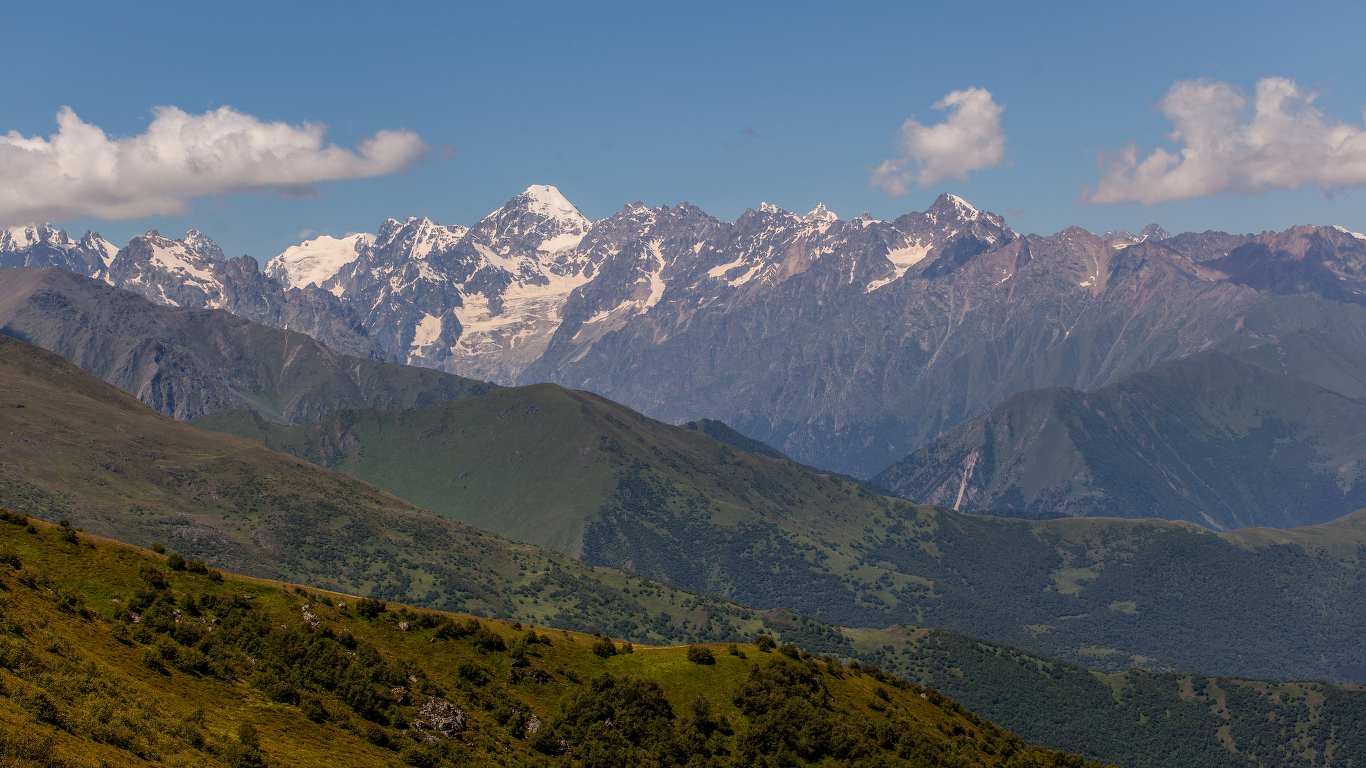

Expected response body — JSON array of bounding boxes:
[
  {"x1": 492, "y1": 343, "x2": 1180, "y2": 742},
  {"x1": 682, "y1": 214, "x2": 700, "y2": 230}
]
[
  {"x1": 1140, "y1": 223, "x2": 1172, "y2": 241},
  {"x1": 475, "y1": 185, "x2": 592, "y2": 254},
  {"x1": 804, "y1": 203, "x2": 838, "y2": 224},
  {"x1": 927, "y1": 192, "x2": 982, "y2": 221},
  {"x1": 79, "y1": 232, "x2": 119, "y2": 266},
  {"x1": 183, "y1": 230, "x2": 225, "y2": 261},
  {"x1": 267, "y1": 232, "x2": 375, "y2": 290},
  {"x1": 0, "y1": 223, "x2": 118, "y2": 274},
  {"x1": 376, "y1": 217, "x2": 468, "y2": 260},
  {"x1": 1, "y1": 223, "x2": 65, "y2": 252},
  {"x1": 516, "y1": 184, "x2": 589, "y2": 227}
]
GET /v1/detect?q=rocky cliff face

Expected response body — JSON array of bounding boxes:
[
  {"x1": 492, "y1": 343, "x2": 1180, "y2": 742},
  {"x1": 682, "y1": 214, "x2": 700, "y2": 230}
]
[{"x1": 7, "y1": 189, "x2": 1366, "y2": 477}]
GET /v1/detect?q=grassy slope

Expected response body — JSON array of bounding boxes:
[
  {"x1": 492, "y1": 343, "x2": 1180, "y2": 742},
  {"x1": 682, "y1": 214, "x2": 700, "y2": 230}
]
[
  {"x1": 848, "y1": 626, "x2": 1366, "y2": 768},
  {"x1": 874, "y1": 350, "x2": 1366, "y2": 530},
  {"x1": 0, "y1": 517, "x2": 1104, "y2": 768},
  {"x1": 0, "y1": 334, "x2": 856, "y2": 648},
  {"x1": 192, "y1": 383, "x2": 1366, "y2": 682},
  {"x1": 0, "y1": 267, "x2": 497, "y2": 424}
]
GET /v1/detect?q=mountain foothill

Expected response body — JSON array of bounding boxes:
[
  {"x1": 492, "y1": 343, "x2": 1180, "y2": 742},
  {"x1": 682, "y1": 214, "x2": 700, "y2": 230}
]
[{"x1": 4, "y1": 188, "x2": 1366, "y2": 767}]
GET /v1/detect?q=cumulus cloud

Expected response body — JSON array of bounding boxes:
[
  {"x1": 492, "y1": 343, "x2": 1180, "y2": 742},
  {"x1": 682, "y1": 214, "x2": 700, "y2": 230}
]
[
  {"x1": 870, "y1": 88, "x2": 1006, "y2": 196},
  {"x1": 0, "y1": 106, "x2": 430, "y2": 225},
  {"x1": 1081, "y1": 77, "x2": 1366, "y2": 204}
]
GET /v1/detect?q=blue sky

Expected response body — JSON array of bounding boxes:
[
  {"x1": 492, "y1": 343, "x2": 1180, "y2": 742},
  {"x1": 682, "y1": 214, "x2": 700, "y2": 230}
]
[{"x1": 4, "y1": 0, "x2": 1366, "y2": 259}]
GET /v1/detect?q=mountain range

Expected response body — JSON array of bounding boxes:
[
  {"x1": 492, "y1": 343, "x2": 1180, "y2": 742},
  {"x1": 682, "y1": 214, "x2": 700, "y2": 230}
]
[{"x1": 11, "y1": 190, "x2": 1366, "y2": 478}]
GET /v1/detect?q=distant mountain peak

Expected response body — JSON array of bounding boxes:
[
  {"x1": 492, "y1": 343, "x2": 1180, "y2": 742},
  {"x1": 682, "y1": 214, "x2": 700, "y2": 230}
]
[
  {"x1": 1332, "y1": 225, "x2": 1366, "y2": 241},
  {"x1": 183, "y1": 229, "x2": 225, "y2": 261},
  {"x1": 504, "y1": 184, "x2": 591, "y2": 229},
  {"x1": 804, "y1": 203, "x2": 838, "y2": 223},
  {"x1": 929, "y1": 192, "x2": 980, "y2": 220},
  {"x1": 1140, "y1": 223, "x2": 1171, "y2": 241}
]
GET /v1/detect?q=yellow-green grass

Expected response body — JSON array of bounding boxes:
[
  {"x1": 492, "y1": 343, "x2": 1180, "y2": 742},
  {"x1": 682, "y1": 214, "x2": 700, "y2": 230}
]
[{"x1": 0, "y1": 517, "x2": 1103, "y2": 768}]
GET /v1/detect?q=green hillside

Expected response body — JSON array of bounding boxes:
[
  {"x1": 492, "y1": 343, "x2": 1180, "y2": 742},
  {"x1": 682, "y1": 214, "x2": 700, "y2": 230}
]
[
  {"x1": 875, "y1": 350, "x2": 1366, "y2": 530},
  {"x1": 861, "y1": 627, "x2": 1366, "y2": 768},
  {"x1": 0, "y1": 334, "x2": 849, "y2": 649},
  {"x1": 0, "y1": 267, "x2": 496, "y2": 424},
  {"x1": 192, "y1": 383, "x2": 1366, "y2": 682},
  {"x1": 0, "y1": 516, "x2": 1106, "y2": 768}
]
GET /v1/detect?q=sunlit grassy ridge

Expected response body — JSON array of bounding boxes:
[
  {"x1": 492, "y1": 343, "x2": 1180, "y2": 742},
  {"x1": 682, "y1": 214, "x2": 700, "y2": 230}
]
[{"x1": 0, "y1": 516, "x2": 1107, "y2": 768}]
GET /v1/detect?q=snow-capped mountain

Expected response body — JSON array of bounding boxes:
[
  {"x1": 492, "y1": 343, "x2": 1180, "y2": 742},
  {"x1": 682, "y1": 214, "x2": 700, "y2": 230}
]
[
  {"x1": 264, "y1": 185, "x2": 601, "y2": 382},
  {"x1": 1, "y1": 223, "x2": 116, "y2": 274}
]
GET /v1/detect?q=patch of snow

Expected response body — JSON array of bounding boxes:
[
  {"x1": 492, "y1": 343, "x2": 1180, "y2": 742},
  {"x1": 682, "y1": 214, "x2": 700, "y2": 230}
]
[
  {"x1": 411, "y1": 313, "x2": 443, "y2": 351},
  {"x1": 728, "y1": 264, "x2": 762, "y2": 287},
  {"x1": 537, "y1": 231, "x2": 586, "y2": 253},
  {"x1": 268, "y1": 233, "x2": 373, "y2": 289},
  {"x1": 707, "y1": 257, "x2": 747, "y2": 279},
  {"x1": 96, "y1": 238, "x2": 118, "y2": 266},
  {"x1": 1079, "y1": 278, "x2": 1095, "y2": 287},
  {"x1": 947, "y1": 194, "x2": 979, "y2": 219},
  {"x1": 865, "y1": 241, "x2": 931, "y2": 293},
  {"x1": 1333, "y1": 225, "x2": 1366, "y2": 241},
  {"x1": 150, "y1": 243, "x2": 216, "y2": 285}
]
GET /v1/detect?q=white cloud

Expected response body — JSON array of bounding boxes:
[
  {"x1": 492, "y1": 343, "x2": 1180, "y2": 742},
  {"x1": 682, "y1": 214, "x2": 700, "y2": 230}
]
[
  {"x1": 1082, "y1": 77, "x2": 1366, "y2": 205},
  {"x1": 0, "y1": 106, "x2": 430, "y2": 225},
  {"x1": 870, "y1": 88, "x2": 1006, "y2": 196}
]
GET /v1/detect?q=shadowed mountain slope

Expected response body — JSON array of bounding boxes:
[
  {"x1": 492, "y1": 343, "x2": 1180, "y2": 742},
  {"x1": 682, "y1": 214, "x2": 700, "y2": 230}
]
[
  {"x1": 874, "y1": 349, "x2": 1366, "y2": 530},
  {"x1": 0, "y1": 267, "x2": 496, "y2": 424}
]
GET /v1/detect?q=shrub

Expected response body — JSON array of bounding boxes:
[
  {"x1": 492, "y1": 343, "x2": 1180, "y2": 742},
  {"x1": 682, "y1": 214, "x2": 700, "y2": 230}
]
[
  {"x1": 778, "y1": 643, "x2": 800, "y2": 660},
  {"x1": 457, "y1": 660, "x2": 488, "y2": 686},
  {"x1": 139, "y1": 565, "x2": 168, "y2": 590},
  {"x1": 59, "y1": 528, "x2": 78, "y2": 544},
  {"x1": 300, "y1": 693, "x2": 330, "y2": 722},
  {"x1": 753, "y1": 634, "x2": 776, "y2": 651},
  {"x1": 360, "y1": 723, "x2": 392, "y2": 748},
  {"x1": 356, "y1": 598, "x2": 387, "y2": 619},
  {"x1": 141, "y1": 648, "x2": 166, "y2": 672},
  {"x1": 686, "y1": 645, "x2": 716, "y2": 665},
  {"x1": 399, "y1": 744, "x2": 441, "y2": 768},
  {"x1": 151, "y1": 541, "x2": 166, "y2": 554},
  {"x1": 472, "y1": 625, "x2": 507, "y2": 653},
  {"x1": 166, "y1": 553, "x2": 187, "y2": 571},
  {"x1": 19, "y1": 689, "x2": 62, "y2": 725},
  {"x1": 591, "y1": 637, "x2": 618, "y2": 658},
  {"x1": 0, "y1": 545, "x2": 19, "y2": 569}
]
